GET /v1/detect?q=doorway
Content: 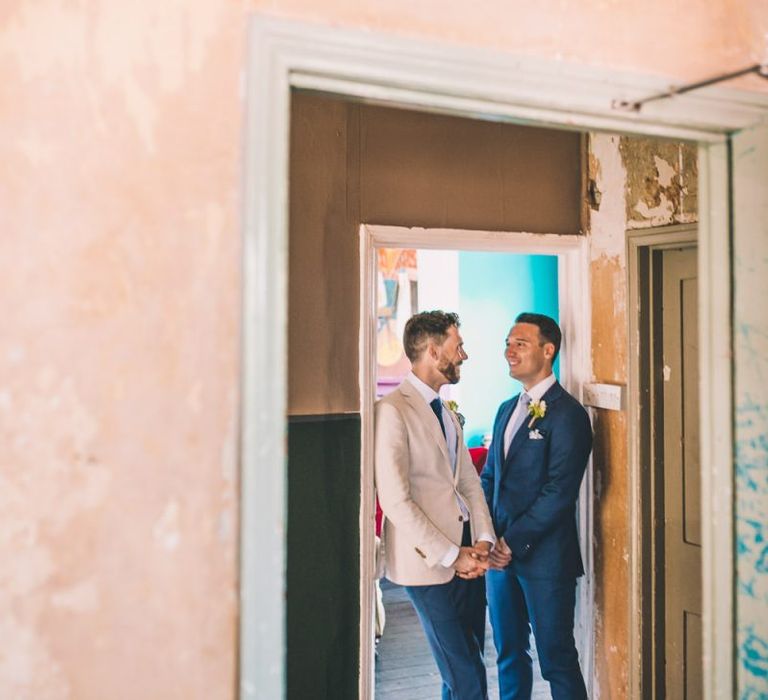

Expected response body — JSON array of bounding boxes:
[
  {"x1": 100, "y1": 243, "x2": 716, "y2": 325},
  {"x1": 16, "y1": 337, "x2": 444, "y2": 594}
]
[
  {"x1": 360, "y1": 225, "x2": 591, "y2": 698},
  {"x1": 241, "y1": 17, "x2": 748, "y2": 700},
  {"x1": 628, "y1": 225, "x2": 700, "y2": 698},
  {"x1": 284, "y1": 88, "x2": 589, "y2": 699},
  {"x1": 371, "y1": 244, "x2": 558, "y2": 698}
]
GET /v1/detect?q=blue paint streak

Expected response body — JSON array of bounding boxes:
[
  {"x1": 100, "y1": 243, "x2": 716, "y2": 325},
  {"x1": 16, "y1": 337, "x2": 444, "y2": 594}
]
[{"x1": 741, "y1": 629, "x2": 768, "y2": 680}]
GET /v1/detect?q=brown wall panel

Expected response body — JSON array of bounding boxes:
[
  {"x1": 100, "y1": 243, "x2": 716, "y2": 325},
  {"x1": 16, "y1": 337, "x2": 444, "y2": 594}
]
[
  {"x1": 289, "y1": 92, "x2": 582, "y2": 415},
  {"x1": 359, "y1": 104, "x2": 582, "y2": 234},
  {"x1": 288, "y1": 93, "x2": 361, "y2": 415}
]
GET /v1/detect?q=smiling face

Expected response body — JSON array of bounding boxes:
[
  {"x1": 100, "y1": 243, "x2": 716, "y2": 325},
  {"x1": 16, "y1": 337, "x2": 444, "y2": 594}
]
[
  {"x1": 433, "y1": 325, "x2": 468, "y2": 385},
  {"x1": 504, "y1": 322, "x2": 555, "y2": 389}
]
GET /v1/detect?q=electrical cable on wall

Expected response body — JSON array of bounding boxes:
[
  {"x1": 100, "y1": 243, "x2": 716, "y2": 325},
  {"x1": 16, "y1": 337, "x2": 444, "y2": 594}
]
[{"x1": 613, "y1": 63, "x2": 768, "y2": 112}]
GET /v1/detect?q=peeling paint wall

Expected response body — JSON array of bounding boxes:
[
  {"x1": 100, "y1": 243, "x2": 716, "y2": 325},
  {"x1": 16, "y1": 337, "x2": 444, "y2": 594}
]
[
  {"x1": 587, "y1": 133, "x2": 698, "y2": 698},
  {"x1": 588, "y1": 133, "x2": 631, "y2": 699},
  {"x1": 620, "y1": 138, "x2": 698, "y2": 229},
  {"x1": 0, "y1": 0, "x2": 758, "y2": 696}
]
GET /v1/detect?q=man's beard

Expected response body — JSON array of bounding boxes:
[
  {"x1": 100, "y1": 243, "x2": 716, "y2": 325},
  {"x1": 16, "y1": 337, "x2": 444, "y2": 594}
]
[{"x1": 438, "y1": 358, "x2": 460, "y2": 384}]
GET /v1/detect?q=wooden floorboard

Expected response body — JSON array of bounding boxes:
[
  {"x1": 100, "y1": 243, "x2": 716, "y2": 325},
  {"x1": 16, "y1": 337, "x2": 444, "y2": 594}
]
[{"x1": 375, "y1": 579, "x2": 551, "y2": 699}]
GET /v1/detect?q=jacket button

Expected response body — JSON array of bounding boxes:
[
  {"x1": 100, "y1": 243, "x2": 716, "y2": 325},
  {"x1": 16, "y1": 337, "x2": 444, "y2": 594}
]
[{"x1": 458, "y1": 516, "x2": 464, "y2": 522}]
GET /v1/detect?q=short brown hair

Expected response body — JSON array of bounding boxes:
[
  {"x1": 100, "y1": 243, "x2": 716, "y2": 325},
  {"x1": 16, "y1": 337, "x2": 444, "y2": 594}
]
[
  {"x1": 402, "y1": 311, "x2": 460, "y2": 362},
  {"x1": 515, "y1": 312, "x2": 562, "y2": 362}
]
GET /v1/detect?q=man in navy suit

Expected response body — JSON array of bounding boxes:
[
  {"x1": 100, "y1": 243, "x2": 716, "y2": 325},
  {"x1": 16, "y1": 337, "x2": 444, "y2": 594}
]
[{"x1": 481, "y1": 313, "x2": 592, "y2": 700}]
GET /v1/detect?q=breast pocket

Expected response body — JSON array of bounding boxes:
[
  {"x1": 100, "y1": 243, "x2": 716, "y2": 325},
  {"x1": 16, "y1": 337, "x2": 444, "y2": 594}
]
[{"x1": 517, "y1": 438, "x2": 548, "y2": 458}]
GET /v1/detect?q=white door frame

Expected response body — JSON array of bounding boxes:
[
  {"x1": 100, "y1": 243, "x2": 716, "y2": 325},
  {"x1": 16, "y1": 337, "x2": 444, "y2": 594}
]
[
  {"x1": 241, "y1": 15, "x2": 768, "y2": 699},
  {"x1": 360, "y1": 225, "x2": 592, "y2": 698}
]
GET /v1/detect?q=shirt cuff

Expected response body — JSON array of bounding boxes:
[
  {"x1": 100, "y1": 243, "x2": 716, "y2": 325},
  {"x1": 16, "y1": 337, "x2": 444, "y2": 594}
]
[
  {"x1": 476, "y1": 532, "x2": 496, "y2": 546},
  {"x1": 441, "y1": 543, "x2": 460, "y2": 568}
]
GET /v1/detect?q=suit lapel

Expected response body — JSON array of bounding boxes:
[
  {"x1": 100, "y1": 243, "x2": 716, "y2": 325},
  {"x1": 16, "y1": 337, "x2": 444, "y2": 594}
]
[
  {"x1": 493, "y1": 397, "x2": 518, "y2": 495},
  {"x1": 495, "y1": 398, "x2": 517, "y2": 467},
  {"x1": 500, "y1": 394, "x2": 528, "y2": 473},
  {"x1": 504, "y1": 416, "x2": 531, "y2": 465},
  {"x1": 446, "y1": 409, "x2": 462, "y2": 484},
  {"x1": 399, "y1": 382, "x2": 452, "y2": 470}
]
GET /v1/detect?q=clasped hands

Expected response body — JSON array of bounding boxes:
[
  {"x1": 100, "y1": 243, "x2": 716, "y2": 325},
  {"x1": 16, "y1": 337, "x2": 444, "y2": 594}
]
[{"x1": 453, "y1": 537, "x2": 513, "y2": 579}]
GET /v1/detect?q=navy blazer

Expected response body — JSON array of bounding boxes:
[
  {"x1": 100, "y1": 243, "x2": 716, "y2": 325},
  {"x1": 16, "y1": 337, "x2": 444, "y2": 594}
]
[{"x1": 480, "y1": 381, "x2": 592, "y2": 579}]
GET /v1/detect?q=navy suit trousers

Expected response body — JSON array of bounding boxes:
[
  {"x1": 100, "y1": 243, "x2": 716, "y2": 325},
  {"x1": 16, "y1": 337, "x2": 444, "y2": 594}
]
[
  {"x1": 404, "y1": 523, "x2": 488, "y2": 700},
  {"x1": 487, "y1": 567, "x2": 586, "y2": 700},
  {"x1": 405, "y1": 576, "x2": 487, "y2": 700}
]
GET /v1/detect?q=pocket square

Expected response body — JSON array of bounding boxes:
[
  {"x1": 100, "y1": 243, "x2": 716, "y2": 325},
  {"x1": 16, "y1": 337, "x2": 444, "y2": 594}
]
[{"x1": 528, "y1": 428, "x2": 544, "y2": 440}]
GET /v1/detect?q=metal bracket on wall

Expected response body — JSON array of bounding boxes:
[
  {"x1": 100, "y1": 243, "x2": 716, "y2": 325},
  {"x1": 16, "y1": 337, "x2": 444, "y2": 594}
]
[{"x1": 612, "y1": 63, "x2": 768, "y2": 112}]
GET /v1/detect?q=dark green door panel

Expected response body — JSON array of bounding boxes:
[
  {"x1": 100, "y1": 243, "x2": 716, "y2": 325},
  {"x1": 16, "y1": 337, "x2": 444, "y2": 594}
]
[{"x1": 287, "y1": 414, "x2": 361, "y2": 700}]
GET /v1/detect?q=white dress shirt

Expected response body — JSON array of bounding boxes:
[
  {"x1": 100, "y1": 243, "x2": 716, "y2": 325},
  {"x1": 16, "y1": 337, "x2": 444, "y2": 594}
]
[
  {"x1": 405, "y1": 372, "x2": 494, "y2": 567},
  {"x1": 503, "y1": 372, "x2": 557, "y2": 457}
]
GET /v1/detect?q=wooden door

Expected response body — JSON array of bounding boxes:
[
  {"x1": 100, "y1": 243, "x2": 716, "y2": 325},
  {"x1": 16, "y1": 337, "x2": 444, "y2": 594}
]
[{"x1": 661, "y1": 246, "x2": 701, "y2": 699}]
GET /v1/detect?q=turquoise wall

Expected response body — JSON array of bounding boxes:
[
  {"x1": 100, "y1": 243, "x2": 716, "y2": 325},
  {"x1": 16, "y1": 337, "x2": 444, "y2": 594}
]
[{"x1": 458, "y1": 253, "x2": 559, "y2": 447}]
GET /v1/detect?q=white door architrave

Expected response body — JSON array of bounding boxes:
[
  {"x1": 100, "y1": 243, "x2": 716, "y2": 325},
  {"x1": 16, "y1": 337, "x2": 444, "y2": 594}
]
[
  {"x1": 242, "y1": 15, "x2": 768, "y2": 700},
  {"x1": 359, "y1": 225, "x2": 592, "y2": 697}
]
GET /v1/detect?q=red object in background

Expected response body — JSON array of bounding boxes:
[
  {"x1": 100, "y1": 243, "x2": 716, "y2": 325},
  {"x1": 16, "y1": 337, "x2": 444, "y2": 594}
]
[
  {"x1": 375, "y1": 499, "x2": 383, "y2": 537},
  {"x1": 468, "y1": 447, "x2": 488, "y2": 475}
]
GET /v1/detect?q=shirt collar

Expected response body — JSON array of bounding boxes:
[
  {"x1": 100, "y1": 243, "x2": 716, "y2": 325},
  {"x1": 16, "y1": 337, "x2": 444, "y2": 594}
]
[
  {"x1": 405, "y1": 371, "x2": 440, "y2": 404},
  {"x1": 523, "y1": 373, "x2": 556, "y2": 402}
]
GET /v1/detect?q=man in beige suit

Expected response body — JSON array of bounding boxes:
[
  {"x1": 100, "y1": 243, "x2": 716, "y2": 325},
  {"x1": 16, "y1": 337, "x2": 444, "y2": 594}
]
[{"x1": 375, "y1": 310, "x2": 495, "y2": 700}]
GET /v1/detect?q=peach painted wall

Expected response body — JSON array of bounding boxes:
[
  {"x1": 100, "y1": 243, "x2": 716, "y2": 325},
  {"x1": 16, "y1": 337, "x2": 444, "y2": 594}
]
[
  {"x1": 1, "y1": 3, "x2": 242, "y2": 698},
  {"x1": 256, "y1": 0, "x2": 768, "y2": 89},
  {"x1": 0, "y1": 1, "x2": 759, "y2": 697}
]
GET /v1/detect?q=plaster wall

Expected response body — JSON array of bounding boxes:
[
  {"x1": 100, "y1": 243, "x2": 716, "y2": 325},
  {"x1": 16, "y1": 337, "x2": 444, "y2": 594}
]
[
  {"x1": 1, "y1": 3, "x2": 243, "y2": 698},
  {"x1": 255, "y1": 0, "x2": 768, "y2": 90},
  {"x1": 587, "y1": 133, "x2": 698, "y2": 698},
  {"x1": 732, "y1": 125, "x2": 768, "y2": 699},
  {"x1": 0, "y1": 0, "x2": 760, "y2": 696}
]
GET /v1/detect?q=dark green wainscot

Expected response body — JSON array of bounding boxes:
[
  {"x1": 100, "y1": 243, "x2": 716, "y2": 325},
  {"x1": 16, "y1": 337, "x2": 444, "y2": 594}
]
[{"x1": 287, "y1": 413, "x2": 361, "y2": 699}]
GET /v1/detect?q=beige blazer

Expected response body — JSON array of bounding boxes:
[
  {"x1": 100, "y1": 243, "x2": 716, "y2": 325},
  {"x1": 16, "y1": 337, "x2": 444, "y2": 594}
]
[{"x1": 374, "y1": 379, "x2": 494, "y2": 586}]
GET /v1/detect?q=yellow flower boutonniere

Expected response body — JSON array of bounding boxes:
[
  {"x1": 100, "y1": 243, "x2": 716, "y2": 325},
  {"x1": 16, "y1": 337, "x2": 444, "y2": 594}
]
[
  {"x1": 527, "y1": 399, "x2": 547, "y2": 428},
  {"x1": 445, "y1": 400, "x2": 465, "y2": 428}
]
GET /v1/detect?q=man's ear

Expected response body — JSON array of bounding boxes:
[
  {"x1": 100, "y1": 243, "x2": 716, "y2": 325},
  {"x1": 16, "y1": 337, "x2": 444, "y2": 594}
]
[
  {"x1": 543, "y1": 342, "x2": 555, "y2": 361},
  {"x1": 427, "y1": 339, "x2": 440, "y2": 361}
]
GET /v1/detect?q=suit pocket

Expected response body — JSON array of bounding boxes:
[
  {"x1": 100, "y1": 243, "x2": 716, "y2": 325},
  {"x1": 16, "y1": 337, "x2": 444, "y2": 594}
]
[
  {"x1": 520, "y1": 436, "x2": 547, "y2": 449},
  {"x1": 508, "y1": 451, "x2": 547, "y2": 491}
]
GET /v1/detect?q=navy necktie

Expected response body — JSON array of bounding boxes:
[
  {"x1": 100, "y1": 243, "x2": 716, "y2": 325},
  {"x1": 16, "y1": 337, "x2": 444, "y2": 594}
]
[{"x1": 430, "y1": 398, "x2": 446, "y2": 438}]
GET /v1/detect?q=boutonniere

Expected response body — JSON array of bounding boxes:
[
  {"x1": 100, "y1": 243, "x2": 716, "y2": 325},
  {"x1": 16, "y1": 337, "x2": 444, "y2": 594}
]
[
  {"x1": 527, "y1": 399, "x2": 547, "y2": 428},
  {"x1": 445, "y1": 400, "x2": 465, "y2": 427}
]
